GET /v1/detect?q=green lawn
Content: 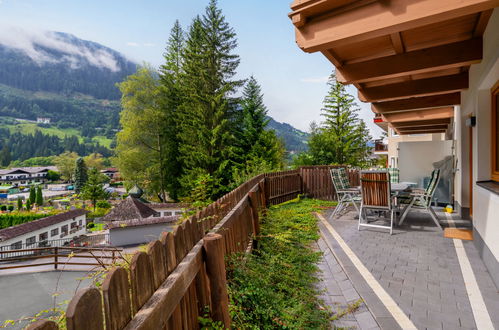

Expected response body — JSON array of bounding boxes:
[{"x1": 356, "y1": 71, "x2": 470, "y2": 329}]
[{"x1": 0, "y1": 119, "x2": 113, "y2": 148}]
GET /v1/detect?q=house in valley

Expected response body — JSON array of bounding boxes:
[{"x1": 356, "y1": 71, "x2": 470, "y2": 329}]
[{"x1": 0, "y1": 209, "x2": 88, "y2": 252}]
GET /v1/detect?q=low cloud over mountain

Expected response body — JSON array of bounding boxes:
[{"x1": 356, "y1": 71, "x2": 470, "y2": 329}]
[{"x1": 0, "y1": 26, "x2": 121, "y2": 71}]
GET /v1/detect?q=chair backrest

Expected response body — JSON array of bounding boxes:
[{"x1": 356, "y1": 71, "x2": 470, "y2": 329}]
[
  {"x1": 387, "y1": 168, "x2": 399, "y2": 184},
  {"x1": 330, "y1": 168, "x2": 351, "y2": 192},
  {"x1": 423, "y1": 169, "x2": 441, "y2": 206},
  {"x1": 360, "y1": 171, "x2": 392, "y2": 209}
]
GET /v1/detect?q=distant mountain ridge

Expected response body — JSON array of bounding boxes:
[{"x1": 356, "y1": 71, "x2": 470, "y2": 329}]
[{"x1": 0, "y1": 29, "x2": 308, "y2": 153}]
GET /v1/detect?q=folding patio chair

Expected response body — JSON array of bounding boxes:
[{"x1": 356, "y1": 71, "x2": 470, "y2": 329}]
[
  {"x1": 387, "y1": 168, "x2": 399, "y2": 184},
  {"x1": 398, "y1": 169, "x2": 443, "y2": 230},
  {"x1": 330, "y1": 168, "x2": 360, "y2": 219},
  {"x1": 358, "y1": 170, "x2": 396, "y2": 235}
]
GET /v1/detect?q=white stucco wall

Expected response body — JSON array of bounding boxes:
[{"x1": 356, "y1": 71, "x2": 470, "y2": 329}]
[
  {"x1": 0, "y1": 214, "x2": 87, "y2": 250},
  {"x1": 459, "y1": 9, "x2": 499, "y2": 262}
]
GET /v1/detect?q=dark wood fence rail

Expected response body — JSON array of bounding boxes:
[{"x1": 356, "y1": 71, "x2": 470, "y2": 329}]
[
  {"x1": 0, "y1": 246, "x2": 124, "y2": 270},
  {"x1": 28, "y1": 166, "x2": 358, "y2": 330}
]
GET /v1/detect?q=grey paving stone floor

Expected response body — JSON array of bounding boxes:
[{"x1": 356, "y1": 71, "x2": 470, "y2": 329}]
[
  {"x1": 324, "y1": 207, "x2": 499, "y2": 330},
  {"x1": 0, "y1": 271, "x2": 92, "y2": 329},
  {"x1": 315, "y1": 238, "x2": 380, "y2": 329}
]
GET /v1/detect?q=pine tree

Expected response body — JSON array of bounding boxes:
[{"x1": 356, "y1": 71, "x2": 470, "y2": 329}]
[
  {"x1": 17, "y1": 197, "x2": 23, "y2": 211},
  {"x1": 26, "y1": 199, "x2": 31, "y2": 211},
  {"x1": 177, "y1": 0, "x2": 243, "y2": 198},
  {"x1": 29, "y1": 186, "x2": 36, "y2": 205},
  {"x1": 158, "y1": 20, "x2": 185, "y2": 201},
  {"x1": 0, "y1": 146, "x2": 11, "y2": 166},
  {"x1": 36, "y1": 185, "x2": 43, "y2": 206},
  {"x1": 239, "y1": 76, "x2": 284, "y2": 168},
  {"x1": 306, "y1": 72, "x2": 372, "y2": 166},
  {"x1": 81, "y1": 169, "x2": 108, "y2": 211},
  {"x1": 74, "y1": 157, "x2": 88, "y2": 193}
]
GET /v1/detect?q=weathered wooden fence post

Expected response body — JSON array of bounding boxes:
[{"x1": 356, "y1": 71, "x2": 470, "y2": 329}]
[
  {"x1": 203, "y1": 233, "x2": 231, "y2": 329},
  {"x1": 66, "y1": 287, "x2": 104, "y2": 330},
  {"x1": 26, "y1": 320, "x2": 58, "y2": 330},
  {"x1": 54, "y1": 247, "x2": 58, "y2": 270},
  {"x1": 248, "y1": 191, "x2": 261, "y2": 237}
]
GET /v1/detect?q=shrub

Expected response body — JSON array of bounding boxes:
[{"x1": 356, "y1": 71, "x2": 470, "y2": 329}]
[
  {"x1": 7, "y1": 205, "x2": 14, "y2": 212},
  {"x1": 0, "y1": 205, "x2": 6, "y2": 211},
  {"x1": 86, "y1": 222, "x2": 95, "y2": 229},
  {"x1": 227, "y1": 198, "x2": 335, "y2": 329},
  {"x1": 96, "y1": 200, "x2": 111, "y2": 209}
]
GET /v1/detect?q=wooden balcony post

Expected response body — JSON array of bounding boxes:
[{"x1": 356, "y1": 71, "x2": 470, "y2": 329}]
[
  {"x1": 203, "y1": 233, "x2": 230, "y2": 328},
  {"x1": 54, "y1": 247, "x2": 58, "y2": 270}
]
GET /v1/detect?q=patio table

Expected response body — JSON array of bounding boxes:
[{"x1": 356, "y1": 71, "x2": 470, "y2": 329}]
[{"x1": 391, "y1": 183, "x2": 411, "y2": 192}]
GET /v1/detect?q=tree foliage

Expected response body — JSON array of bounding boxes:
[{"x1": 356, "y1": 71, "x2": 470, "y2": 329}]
[
  {"x1": 53, "y1": 151, "x2": 78, "y2": 182},
  {"x1": 114, "y1": 0, "x2": 285, "y2": 201},
  {"x1": 115, "y1": 66, "x2": 167, "y2": 200},
  {"x1": 295, "y1": 72, "x2": 372, "y2": 167},
  {"x1": 74, "y1": 157, "x2": 88, "y2": 193},
  {"x1": 36, "y1": 185, "x2": 43, "y2": 206},
  {"x1": 81, "y1": 168, "x2": 109, "y2": 211}
]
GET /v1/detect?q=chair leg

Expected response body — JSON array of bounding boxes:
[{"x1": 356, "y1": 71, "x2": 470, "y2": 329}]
[
  {"x1": 358, "y1": 205, "x2": 364, "y2": 231},
  {"x1": 399, "y1": 198, "x2": 415, "y2": 225},
  {"x1": 350, "y1": 195, "x2": 360, "y2": 214},
  {"x1": 428, "y1": 207, "x2": 443, "y2": 231},
  {"x1": 390, "y1": 209, "x2": 394, "y2": 235}
]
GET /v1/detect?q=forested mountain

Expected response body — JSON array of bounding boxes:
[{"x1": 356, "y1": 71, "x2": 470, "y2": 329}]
[
  {"x1": 0, "y1": 29, "x2": 308, "y2": 165},
  {"x1": 267, "y1": 117, "x2": 309, "y2": 153},
  {"x1": 0, "y1": 31, "x2": 136, "y2": 130},
  {"x1": 0, "y1": 31, "x2": 137, "y2": 99}
]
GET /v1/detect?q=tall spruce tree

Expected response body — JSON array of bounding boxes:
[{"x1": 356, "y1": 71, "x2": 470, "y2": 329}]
[
  {"x1": 158, "y1": 20, "x2": 185, "y2": 201},
  {"x1": 74, "y1": 157, "x2": 88, "y2": 193},
  {"x1": 306, "y1": 72, "x2": 372, "y2": 166},
  {"x1": 36, "y1": 185, "x2": 43, "y2": 206},
  {"x1": 81, "y1": 168, "x2": 108, "y2": 211},
  {"x1": 177, "y1": 0, "x2": 243, "y2": 198},
  {"x1": 239, "y1": 76, "x2": 284, "y2": 168},
  {"x1": 29, "y1": 186, "x2": 36, "y2": 205}
]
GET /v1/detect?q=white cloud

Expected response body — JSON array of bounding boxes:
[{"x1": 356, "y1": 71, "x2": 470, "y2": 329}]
[
  {"x1": 0, "y1": 25, "x2": 120, "y2": 72},
  {"x1": 126, "y1": 42, "x2": 139, "y2": 47},
  {"x1": 300, "y1": 76, "x2": 329, "y2": 83}
]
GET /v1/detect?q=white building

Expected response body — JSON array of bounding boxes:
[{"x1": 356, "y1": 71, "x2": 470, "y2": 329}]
[
  {"x1": 36, "y1": 117, "x2": 51, "y2": 124},
  {"x1": 0, "y1": 209, "x2": 88, "y2": 254},
  {"x1": 0, "y1": 166, "x2": 58, "y2": 186}
]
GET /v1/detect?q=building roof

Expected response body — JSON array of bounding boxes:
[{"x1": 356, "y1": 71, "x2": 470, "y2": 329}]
[
  {"x1": 0, "y1": 209, "x2": 89, "y2": 242},
  {"x1": 101, "y1": 197, "x2": 159, "y2": 222},
  {"x1": 148, "y1": 202, "x2": 191, "y2": 209},
  {"x1": 288, "y1": 0, "x2": 497, "y2": 135},
  {"x1": 100, "y1": 168, "x2": 118, "y2": 173},
  {"x1": 107, "y1": 215, "x2": 179, "y2": 229},
  {"x1": 0, "y1": 166, "x2": 58, "y2": 175}
]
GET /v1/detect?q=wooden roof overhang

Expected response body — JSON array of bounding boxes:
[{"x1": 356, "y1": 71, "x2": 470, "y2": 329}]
[{"x1": 289, "y1": 0, "x2": 499, "y2": 134}]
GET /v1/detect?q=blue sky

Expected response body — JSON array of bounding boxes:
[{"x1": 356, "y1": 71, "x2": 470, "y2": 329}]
[{"x1": 0, "y1": 0, "x2": 382, "y2": 138}]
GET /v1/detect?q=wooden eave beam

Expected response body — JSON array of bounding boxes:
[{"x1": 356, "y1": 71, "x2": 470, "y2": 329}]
[
  {"x1": 383, "y1": 107, "x2": 454, "y2": 123},
  {"x1": 396, "y1": 124, "x2": 449, "y2": 130},
  {"x1": 372, "y1": 93, "x2": 461, "y2": 113},
  {"x1": 293, "y1": 0, "x2": 499, "y2": 52},
  {"x1": 397, "y1": 128, "x2": 447, "y2": 134},
  {"x1": 337, "y1": 38, "x2": 482, "y2": 84},
  {"x1": 392, "y1": 118, "x2": 451, "y2": 128},
  {"x1": 359, "y1": 73, "x2": 468, "y2": 102}
]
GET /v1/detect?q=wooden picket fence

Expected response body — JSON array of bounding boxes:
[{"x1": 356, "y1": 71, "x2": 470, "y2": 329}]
[{"x1": 28, "y1": 166, "x2": 358, "y2": 330}]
